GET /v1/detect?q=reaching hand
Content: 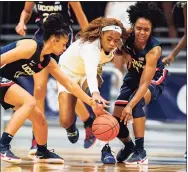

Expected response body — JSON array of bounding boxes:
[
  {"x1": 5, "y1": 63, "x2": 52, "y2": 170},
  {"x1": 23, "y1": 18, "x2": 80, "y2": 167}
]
[
  {"x1": 92, "y1": 92, "x2": 110, "y2": 108},
  {"x1": 120, "y1": 105, "x2": 133, "y2": 125},
  {"x1": 162, "y1": 55, "x2": 175, "y2": 66},
  {"x1": 15, "y1": 22, "x2": 27, "y2": 36},
  {"x1": 91, "y1": 101, "x2": 105, "y2": 117}
]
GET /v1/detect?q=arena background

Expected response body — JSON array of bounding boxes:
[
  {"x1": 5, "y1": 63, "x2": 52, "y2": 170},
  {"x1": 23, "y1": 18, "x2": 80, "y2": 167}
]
[{"x1": 0, "y1": 1, "x2": 187, "y2": 172}]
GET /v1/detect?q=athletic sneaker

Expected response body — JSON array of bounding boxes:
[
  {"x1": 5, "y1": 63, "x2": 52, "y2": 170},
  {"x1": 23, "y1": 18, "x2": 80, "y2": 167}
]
[
  {"x1": 67, "y1": 128, "x2": 79, "y2": 144},
  {"x1": 0, "y1": 143, "x2": 21, "y2": 163},
  {"x1": 29, "y1": 139, "x2": 37, "y2": 155},
  {"x1": 116, "y1": 145, "x2": 134, "y2": 162},
  {"x1": 84, "y1": 125, "x2": 96, "y2": 149},
  {"x1": 125, "y1": 149, "x2": 148, "y2": 165},
  {"x1": 101, "y1": 144, "x2": 116, "y2": 164},
  {"x1": 34, "y1": 149, "x2": 64, "y2": 164}
]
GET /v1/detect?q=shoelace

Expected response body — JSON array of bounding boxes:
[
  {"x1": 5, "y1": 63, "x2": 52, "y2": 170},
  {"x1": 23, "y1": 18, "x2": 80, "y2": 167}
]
[
  {"x1": 85, "y1": 127, "x2": 93, "y2": 140},
  {"x1": 103, "y1": 145, "x2": 115, "y2": 155},
  {"x1": 3, "y1": 144, "x2": 11, "y2": 151},
  {"x1": 49, "y1": 149, "x2": 55, "y2": 153},
  {"x1": 67, "y1": 130, "x2": 77, "y2": 137}
]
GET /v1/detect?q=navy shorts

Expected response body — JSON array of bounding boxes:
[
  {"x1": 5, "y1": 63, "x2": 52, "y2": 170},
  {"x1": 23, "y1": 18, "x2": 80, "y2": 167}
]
[
  {"x1": 115, "y1": 69, "x2": 168, "y2": 106},
  {"x1": 0, "y1": 77, "x2": 15, "y2": 109}
]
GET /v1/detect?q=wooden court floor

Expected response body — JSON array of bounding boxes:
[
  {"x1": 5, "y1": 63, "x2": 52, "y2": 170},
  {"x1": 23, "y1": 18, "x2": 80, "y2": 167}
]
[{"x1": 1, "y1": 149, "x2": 187, "y2": 172}]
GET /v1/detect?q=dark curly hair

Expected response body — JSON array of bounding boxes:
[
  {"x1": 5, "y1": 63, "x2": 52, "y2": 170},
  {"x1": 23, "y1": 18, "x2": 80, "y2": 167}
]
[
  {"x1": 127, "y1": 2, "x2": 166, "y2": 28},
  {"x1": 77, "y1": 17, "x2": 129, "y2": 43},
  {"x1": 43, "y1": 13, "x2": 69, "y2": 41}
]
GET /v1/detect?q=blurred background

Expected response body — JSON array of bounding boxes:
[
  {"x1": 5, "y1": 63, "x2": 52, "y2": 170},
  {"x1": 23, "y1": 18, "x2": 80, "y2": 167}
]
[{"x1": 0, "y1": 1, "x2": 186, "y2": 159}]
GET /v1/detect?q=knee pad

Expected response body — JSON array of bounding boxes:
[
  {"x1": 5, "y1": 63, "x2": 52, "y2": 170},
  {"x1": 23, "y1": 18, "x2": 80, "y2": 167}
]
[
  {"x1": 128, "y1": 92, "x2": 145, "y2": 118},
  {"x1": 114, "y1": 116, "x2": 129, "y2": 138}
]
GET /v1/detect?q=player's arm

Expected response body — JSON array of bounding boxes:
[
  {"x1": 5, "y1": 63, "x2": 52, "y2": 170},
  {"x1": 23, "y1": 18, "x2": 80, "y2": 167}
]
[
  {"x1": 15, "y1": 2, "x2": 35, "y2": 36},
  {"x1": 162, "y1": 5, "x2": 187, "y2": 65},
  {"x1": 80, "y1": 44, "x2": 110, "y2": 106},
  {"x1": 0, "y1": 39, "x2": 37, "y2": 67},
  {"x1": 47, "y1": 58, "x2": 98, "y2": 107},
  {"x1": 170, "y1": 5, "x2": 187, "y2": 57},
  {"x1": 127, "y1": 46, "x2": 161, "y2": 109},
  {"x1": 69, "y1": 2, "x2": 88, "y2": 30}
]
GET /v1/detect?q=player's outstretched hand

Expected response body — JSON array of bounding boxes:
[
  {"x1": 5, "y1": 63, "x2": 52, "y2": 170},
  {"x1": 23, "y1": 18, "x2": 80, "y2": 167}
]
[
  {"x1": 15, "y1": 22, "x2": 27, "y2": 36},
  {"x1": 162, "y1": 55, "x2": 175, "y2": 66}
]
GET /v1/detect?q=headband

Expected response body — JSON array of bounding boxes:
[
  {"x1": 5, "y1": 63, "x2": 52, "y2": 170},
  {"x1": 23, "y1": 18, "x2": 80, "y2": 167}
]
[{"x1": 101, "y1": 25, "x2": 122, "y2": 34}]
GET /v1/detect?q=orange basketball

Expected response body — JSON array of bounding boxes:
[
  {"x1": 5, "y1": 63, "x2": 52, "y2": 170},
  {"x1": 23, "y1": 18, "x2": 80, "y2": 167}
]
[{"x1": 92, "y1": 114, "x2": 120, "y2": 141}]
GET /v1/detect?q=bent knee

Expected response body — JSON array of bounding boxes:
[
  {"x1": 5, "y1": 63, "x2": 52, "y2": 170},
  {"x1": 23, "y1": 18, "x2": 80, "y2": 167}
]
[
  {"x1": 59, "y1": 115, "x2": 75, "y2": 129},
  {"x1": 30, "y1": 107, "x2": 47, "y2": 124},
  {"x1": 34, "y1": 85, "x2": 47, "y2": 99},
  {"x1": 24, "y1": 98, "x2": 37, "y2": 110}
]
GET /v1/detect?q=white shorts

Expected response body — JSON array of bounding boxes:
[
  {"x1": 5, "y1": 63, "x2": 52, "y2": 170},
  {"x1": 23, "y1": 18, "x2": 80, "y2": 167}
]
[
  {"x1": 57, "y1": 66, "x2": 87, "y2": 95},
  {"x1": 57, "y1": 65, "x2": 104, "y2": 95}
]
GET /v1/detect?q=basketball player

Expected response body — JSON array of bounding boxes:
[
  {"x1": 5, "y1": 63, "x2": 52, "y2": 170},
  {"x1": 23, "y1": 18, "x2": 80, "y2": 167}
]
[
  {"x1": 0, "y1": 14, "x2": 105, "y2": 164},
  {"x1": 162, "y1": 1, "x2": 187, "y2": 159},
  {"x1": 105, "y1": 2, "x2": 168, "y2": 164},
  {"x1": 15, "y1": 1, "x2": 96, "y2": 152},
  {"x1": 162, "y1": 2, "x2": 187, "y2": 65},
  {"x1": 57, "y1": 17, "x2": 128, "y2": 164}
]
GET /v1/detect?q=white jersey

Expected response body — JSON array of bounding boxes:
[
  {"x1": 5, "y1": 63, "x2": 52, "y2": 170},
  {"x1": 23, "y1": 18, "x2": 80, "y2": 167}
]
[{"x1": 58, "y1": 38, "x2": 116, "y2": 94}]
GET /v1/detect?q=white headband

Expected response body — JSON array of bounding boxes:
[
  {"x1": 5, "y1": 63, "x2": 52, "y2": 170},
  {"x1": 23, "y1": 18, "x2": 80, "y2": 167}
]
[{"x1": 102, "y1": 25, "x2": 122, "y2": 34}]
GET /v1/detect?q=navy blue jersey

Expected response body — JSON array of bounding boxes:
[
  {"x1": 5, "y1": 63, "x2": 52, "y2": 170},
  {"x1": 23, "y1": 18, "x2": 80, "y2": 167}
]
[
  {"x1": 124, "y1": 33, "x2": 166, "y2": 89},
  {"x1": 0, "y1": 39, "x2": 51, "y2": 82},
  {"x1": 35, "y1": 1, "x2": 73, "y2": 26}
]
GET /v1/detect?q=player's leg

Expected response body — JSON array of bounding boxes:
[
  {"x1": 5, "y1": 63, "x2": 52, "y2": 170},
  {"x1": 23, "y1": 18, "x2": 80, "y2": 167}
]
[
  {"x1": 75, "y1": 99, "x2": 96, "y2": 148},
  {"x1": 1, "y1": 82, "x2": 64, "y2": 164},
  {"x1": 126, "y1": 70, "x2": 168, "y2": 164},
  {"x1": 112, "y1": 82, "x2": 135, "y2": 163},
  {"x1": 124, "y1": 89, "x2": 150, "y2": 165},
  {"x1": 58, "y1": 91, "x2": 79, "y2": 143},
  {"x1": 77, "y1": 75, "x2": 104, "y2": 148},
  {"x1": 0, "y1": 82, "x2": 48, "y2": 163},
  {"x1": 29, "y1": 68, "x2": 49, "y2": 155}
]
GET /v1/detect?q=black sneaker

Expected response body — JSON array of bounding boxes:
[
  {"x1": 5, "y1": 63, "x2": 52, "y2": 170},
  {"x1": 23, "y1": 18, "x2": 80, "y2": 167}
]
[
  {"x1": 84, "y1": 125, "x2": 96, "y2": 149},
  {"x1": 101, "y1": 144, "x2": 116, "y2": 164},
  {"x1": 34, "y1": 149, "x2": 64, "y2": 164},
  {"x1": 0, "y1": 144, "x2": 21, "y2": 163},
  {"x1": 116, "y1": 142, "x2": 134, "y2": 162},
  {"x1": 29, "y1": 139, "x2": 37, "y2": 155},
  {"x1": 67, "y1": 128, "x2": 79, "y2": 144},
  {"x1": 125, "y1": 149, "x2": 148, "y2": 165}
]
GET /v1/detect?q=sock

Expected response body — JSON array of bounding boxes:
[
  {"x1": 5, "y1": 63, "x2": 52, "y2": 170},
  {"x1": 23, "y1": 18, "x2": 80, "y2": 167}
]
[
  {"x1": 135, "y1": 137, "x2": 144, "y2": 150},
  {"x1": 32, "y1": 131, "x2": 35, "y2": 140},
  {"x1": 0, "y1": 132, "x2": 13, "y2": 145},
  {"x1": 37, "y1": 143, "x2": 47, "y2": 152},
  {"x1": 124, "y1": 139, "x2": 134, "y2": 149},
  {"x1": 66, "y1": 123, "x2": 76, "y2": 133},
  {"x1": 84, "y1": 116, "x2": 94, "y2": 127}
]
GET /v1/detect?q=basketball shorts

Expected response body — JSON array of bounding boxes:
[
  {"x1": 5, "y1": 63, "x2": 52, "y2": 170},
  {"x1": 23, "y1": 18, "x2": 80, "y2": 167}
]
[
  {"x1": 115, "y1": 69, "x2": 168, "y2": 106},
  {"x1": 0, "y1": 77, "x2": 15, "y2": 109},
  {"x1": 57, "y1": 65, "x2": 103, "y2": 95}
]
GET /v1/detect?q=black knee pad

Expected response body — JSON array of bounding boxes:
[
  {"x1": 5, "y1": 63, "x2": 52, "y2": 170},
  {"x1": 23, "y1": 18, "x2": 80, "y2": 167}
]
[
  {"x1": 114, "y1": 116, "x2": 129, "y2": 138},
  {"x1": 128, "y1": 92, "x2": 145, "y2": 118}
]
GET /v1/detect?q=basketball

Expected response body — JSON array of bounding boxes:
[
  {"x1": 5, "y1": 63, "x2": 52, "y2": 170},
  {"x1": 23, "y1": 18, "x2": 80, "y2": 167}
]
[{"x1": 92, "y1": 114, "x2": 120, "y2": 141}]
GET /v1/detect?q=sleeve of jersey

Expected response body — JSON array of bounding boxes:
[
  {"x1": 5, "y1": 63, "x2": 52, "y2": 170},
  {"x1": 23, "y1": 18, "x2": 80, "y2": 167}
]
[{"x1": 80, "y1": 44, "x2": 100, "y2": 94}]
